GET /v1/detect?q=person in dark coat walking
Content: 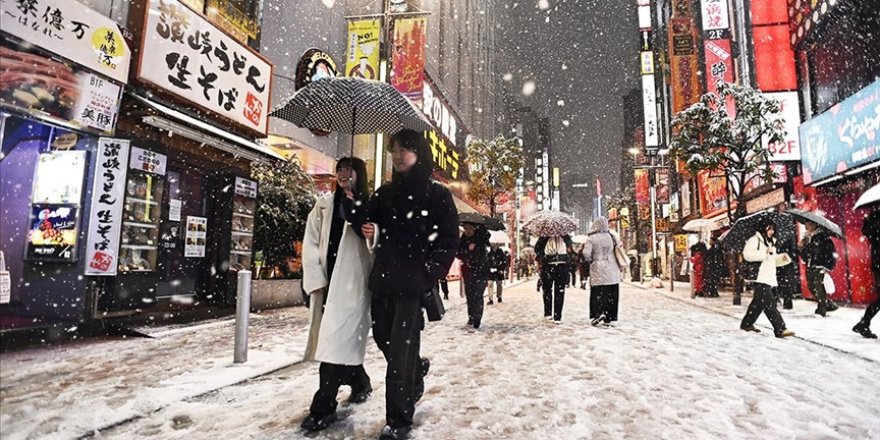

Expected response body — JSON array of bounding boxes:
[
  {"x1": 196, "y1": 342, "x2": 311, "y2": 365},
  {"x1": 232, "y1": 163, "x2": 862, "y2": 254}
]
[
  {"x1": 775, "y1": 234, "x2": 801, "y2": 309},
  {"x1": 800, "y1": 221, "x2": 839, "y2": 317},
  {"x1": 356, "y1": 129, "x2": 460, "y2": 440},
  {"x1": 853, "y1": 209, "x2": 879, "y2": 338},
  {"x1": 535, "y1": 235, "x2": 573, "y2": 322},
  {"x1": 488, "y1": 245, "x2": 509, "y2": 303},
  {"x1": 577, "y1": 245, "x2": 590, "y2": 289},
  {"x1": 704, "y1": 237, "x2": 726, "y2": 298},
  {"x1": 459, "y1": 222, "x2": 491, "y2": 328}
]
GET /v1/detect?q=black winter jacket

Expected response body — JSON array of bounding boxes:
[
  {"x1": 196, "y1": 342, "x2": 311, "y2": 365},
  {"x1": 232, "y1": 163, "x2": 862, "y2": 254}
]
[
  {"x1": 458, "y1": 228, "x2": 491, "y2": 280},
  {"x1": 489, "y1": 248, "x2": 510, "y2": 281},
  {"x1": 802, "y1": 230, "x2": 836, "y2": 271}
]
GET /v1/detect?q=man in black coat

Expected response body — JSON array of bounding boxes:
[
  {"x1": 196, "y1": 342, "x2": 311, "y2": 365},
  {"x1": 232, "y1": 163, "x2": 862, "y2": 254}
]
[
  {"x1": 704, "y1": 237, "x2": 726, "y2": 298},
  {"x1": 489, "y1": 245, "x2": 509, "y2": 303},
  {"x1": 800, "y1": 221, "x2": 838, "y2": 317},
  {"x1": 535, "y1": 235, "x2": 573, "y2": 322},
  {"x1": 458, "y1": 222, "x2": 490, "y2": 328},
  {"x1": 357, "y1": 129, "x2": 460, "y2": 440},
  {"x1": 854, "y1": 209, "x2": 879, "y2": 338}
]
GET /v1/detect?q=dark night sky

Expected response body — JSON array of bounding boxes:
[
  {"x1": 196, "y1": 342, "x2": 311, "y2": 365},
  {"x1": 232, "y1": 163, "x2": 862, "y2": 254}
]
[{"x1": 495, "y1": 0, "x2": 640, "y2": 203}]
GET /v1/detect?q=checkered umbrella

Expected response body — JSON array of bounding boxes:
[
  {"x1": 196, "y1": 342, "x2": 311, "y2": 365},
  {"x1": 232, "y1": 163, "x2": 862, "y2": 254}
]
[{"x1": 269, "y1": 77, "x2": 432, "y2": 135}]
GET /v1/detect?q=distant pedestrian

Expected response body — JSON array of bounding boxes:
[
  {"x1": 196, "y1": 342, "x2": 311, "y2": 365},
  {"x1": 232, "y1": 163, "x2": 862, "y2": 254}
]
[
  {"x1": 536, "y1": 235, "x2": 573, "y2": 322},
  {"x1": 740, "y1": 219, "x2": 795, "y2": 338},
  {"x1": 577, "y1": 245, "x2": 590, "y2": 289},
  {"x1": 488, "y1": 244, "x2": 509, "y2": 303},
  {"x1": 354, "y1": 129, "x2": 460, "y2": 440},
  {"x1": 583, "y1": 217, "x2": 625, "y2": 326},
  {"x1": 775, "y1": 233, "x2": 801, "y2": 309},
  {"x1": 704, "y1": 237, "x2": 726, "y2": 298},
  {"x1": 459, "y1": 221, "x2": 491, "y2": 328},
  {"x1": 799, "y1": 220, "x2": 839, "y2": 317},
  {"x1": 300, "y1": 157, "x2": 373, "y2": 433},
  {"x1": 853, "y1": 209, "x2": 879, "y2": 338},
  {"x1": 690, "y1": 242, "x2": 707, "y2": 297},
  {"x1": 569, "y1": 250, "x2": 579, "y2": 287}
]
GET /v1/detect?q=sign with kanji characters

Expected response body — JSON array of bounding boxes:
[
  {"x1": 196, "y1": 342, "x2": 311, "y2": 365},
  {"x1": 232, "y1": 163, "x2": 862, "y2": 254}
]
[
  {"x1": 762, "y1": 91, "x2": 801, "y2": 161},
  {"x1": 129, "y1": 146, "x2": 167, "y2": 175},
  {"x1": 700, "y1": 0, "x2": 730, "y2": 32},
  {"x1": 0, "y1": 0, "x2": 130, "y2": 83},
  {"x1": 234, "y1": 176, "x2": 257, "y2": 198},
  {"x1": 641, "y1": 74, "x2": 659, "y2": 148},
  {"x1": 85, "y1": 138, "x2": 130, "y2": 276},
  {"x1": 138, "y1": 0, "x2": 273, "y2": 135}
]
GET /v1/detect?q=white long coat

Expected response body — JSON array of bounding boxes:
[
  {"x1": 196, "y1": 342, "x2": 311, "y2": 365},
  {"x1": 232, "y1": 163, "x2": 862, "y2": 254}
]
[
  {"x1": 302, "y1": 194, "x2": 372, "y2": 366},
  {"x1": 742, "y1": 233, "x2": 778, "y2": 287}
]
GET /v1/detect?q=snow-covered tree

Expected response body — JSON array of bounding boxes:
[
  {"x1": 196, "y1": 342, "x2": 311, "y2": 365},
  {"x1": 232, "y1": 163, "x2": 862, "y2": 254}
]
[
  {"x1": 466, "y1": 135, "x2": 526, "y2": 216},
  {"x1": 251, "y1": 157, "x2": 315, "y2": 279},
  {"x1": 669, "y1": 82, "x2": 786, "y2": 223}
]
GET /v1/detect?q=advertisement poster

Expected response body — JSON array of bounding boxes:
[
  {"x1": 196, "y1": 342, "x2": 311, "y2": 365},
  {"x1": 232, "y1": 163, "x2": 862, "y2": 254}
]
[
  {"x1": 698, "y1": 170, "x2": 729, "y2": 218},
  {"x1": 635, "y1": 169, "x2": 650, "y2": 203},
  {"x1": 26, "y1": 205, "x2": 79, "y2": 261},
  {"x1": 85, "y1": 139, "x2": 130, "y2": 276},
  {"x1": 32, "y1": 151, "x2": 87, "y2": 204},
  {"x1": 346, "y1": 20, "x2": 381, "y2": 80},
  {"x1": 139, "y1": 0, "x2": 273, "y2": 135},
  {"x1": 391, "y1": 17, "x2": 427, "y2": 101},
  {"x1": 801, "y1": 78, "x2": 880, "y2": 184},
  {"x1": 656, "y1": 168, "x2": 670, "y2": 204},
  {"x1": 185, "y1": 216, "x2": 207, "y2": 258}
]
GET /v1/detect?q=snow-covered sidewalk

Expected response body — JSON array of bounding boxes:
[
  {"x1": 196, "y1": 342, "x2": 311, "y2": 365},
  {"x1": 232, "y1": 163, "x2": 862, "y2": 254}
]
[
  {"x1": 627, "y1": 280, "x2": 880, "y2": 363},
  {"x1": 89, "y1": 281, "x2": 878, "y2": 440}
]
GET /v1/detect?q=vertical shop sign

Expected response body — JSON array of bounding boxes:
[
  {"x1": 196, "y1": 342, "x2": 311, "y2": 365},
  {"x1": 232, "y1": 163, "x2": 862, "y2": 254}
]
[
  {"x1": 85, "y1": 139, "x2": 131, "y2": 275},
  {"x1": 345, "y1": 20, "x2": 381, "y2": 80},
  {"x1": 635, "y1": 169, "x2": 650, "y2": 203},
  {"x1": 703, "y1": 38, "x2": 735, "y2": 115},
  {"x1": 656, "y1": 168, "x2": 670, "y2": 204},
  {"x1": 701, "y1": 0, "x2": 730, "y2": 32},
  {"x1": 669, "y1": 18, "x2": 703, "y2": 113},
  {"x1": 642, "y1": 74, "x2": 659, "y2": 148},
  {"x1": 762, "y1": 91, "x2": 801, "y2": 161},
  {"x1": 391, "y1": 17, "x2": 427, "y2": 101},
  {"x1": 185, "y1": 216, "x2": 207, "y2": 257},
  {"x1": 682, "y1": 180, "x2": 692, "y2": 217}
]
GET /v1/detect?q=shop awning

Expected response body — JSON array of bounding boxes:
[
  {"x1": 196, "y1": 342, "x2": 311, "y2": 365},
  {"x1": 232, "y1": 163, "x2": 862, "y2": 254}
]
[
  {"x1": 452, "y1": 194, "x2": 479, "y2": 214},
  {"x1": 131, "y1": 94, "x2": 285, "y2": 162}
]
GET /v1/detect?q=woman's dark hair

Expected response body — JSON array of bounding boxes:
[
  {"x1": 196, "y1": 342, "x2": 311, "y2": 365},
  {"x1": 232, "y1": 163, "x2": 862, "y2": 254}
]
[
  {"x1": 387, "y1": 129, "x2": 434, "y2": 182},
  {"x1": 336, "y1": 156, "x2": 368, "y2": 198}
]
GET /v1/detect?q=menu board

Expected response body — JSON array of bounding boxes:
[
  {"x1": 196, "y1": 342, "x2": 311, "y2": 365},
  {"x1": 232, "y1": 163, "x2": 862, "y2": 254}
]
[
  {"x1": 185, "y1": 216, "x2": 207, "y2": 258},
  {"x1": 26, "y1": 204, "x2": 79, "y2": 261}
]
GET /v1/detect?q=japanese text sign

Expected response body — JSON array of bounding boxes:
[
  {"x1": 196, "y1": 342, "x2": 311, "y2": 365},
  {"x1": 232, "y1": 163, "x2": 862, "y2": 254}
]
[
  {"x1": 762, "y1": 92, "x2": 801, "y2": 161},
  {"x1": 700, "y1": 0, "x2": 730, "y2": 31},
  {"x1": 0, "y1": 0, "x2": 130, "y2": 83},
  {"x1": 138, "y1": 0, "x2": 272, "y2": 135},
  {"x1": 85, "y1": 138, "x2": 131, "y2": 275}
]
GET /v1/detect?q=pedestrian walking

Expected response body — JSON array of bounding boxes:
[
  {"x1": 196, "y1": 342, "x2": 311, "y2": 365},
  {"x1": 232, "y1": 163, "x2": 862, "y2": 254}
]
[
  {"x1": 690, "y1": 242, "x2": 707, "y2": 297},
  {"x1": 582, "y1": 217, "x2": 625, "y2": 326},
  {"x1": 740, "y1": 219, "x2": 795, "y2": 338},
  {"x1": 799, "y1": 220, "x2": 839, "y2": 317},
  {"x1": 535, "y1": 234, "x2": 573, "y2": 322},
  {"x1": 577, "y1": 245, "x2": 590, "y2": 289},
  {"x1": 853, "y1": 209, "x2": 879, "y2": 338},
  {"x1": 488, "y1": 244, "x2": 509, "y2": 303},
  {"x1": 355, "y1": 129, "x2": 460, "y2": 440},
  {"x1": 775, "y1": 234, "x2": 801, "y2": 309},
  {"x1": 437, "y1": 278, "x2": 450, "y2": 300},
  {"x1": 459, "y1": 221, "x2": 491, "y2": 328},
  {"x1": 569, "y1": 250, "x2": 579, "y2": 287},
  {"x1": 704, "y1": 237, "x2": 726, "y2": 298},
  {"x1": 300, "y1": 157, "x2": 373, "y2": 432}
]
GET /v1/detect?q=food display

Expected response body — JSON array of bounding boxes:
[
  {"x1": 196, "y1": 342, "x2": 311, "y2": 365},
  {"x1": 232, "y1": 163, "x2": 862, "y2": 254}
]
[
  {"x1": 229, "y1": 194, "x2": 255, "y2": 271},
  {"x1": 118, "y1": 170, "x2": 164, "y2": 273}
]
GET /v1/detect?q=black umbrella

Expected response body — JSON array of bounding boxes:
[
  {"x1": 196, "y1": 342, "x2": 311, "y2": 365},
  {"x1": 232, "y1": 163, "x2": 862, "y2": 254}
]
[
  {"x1": 722, "y1": 210, "x2": 795, "y2": 253},
  {"x1": 788, "y1": 209, "x2": 843, "y2": 238},
  {"x1": 459, "y1": 212, "x2": 485, "y2": 225},
  {"x1": 269, "y1": 77, "x2": 432, "y2": 136},
  {"x1": 483, "y1": 216, "x2": 506, "y2": 231}
]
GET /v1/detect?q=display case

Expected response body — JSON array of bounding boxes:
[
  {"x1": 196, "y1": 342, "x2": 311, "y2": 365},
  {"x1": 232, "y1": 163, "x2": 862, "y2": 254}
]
[
  {"x1": 213, "y1": 176, "x2": 258, "y2": 304},
  {"x1": 118, "y1": 170, "x2": 165, "y2": 273},
  {"x1": 230, "y1": 193, "x2": 255, "y2": 271}
]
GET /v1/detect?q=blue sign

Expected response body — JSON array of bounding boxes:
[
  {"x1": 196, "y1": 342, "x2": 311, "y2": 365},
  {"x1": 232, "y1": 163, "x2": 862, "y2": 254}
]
[{"x1": 800, "y1": 78, "x2": 880, "y2": 184}]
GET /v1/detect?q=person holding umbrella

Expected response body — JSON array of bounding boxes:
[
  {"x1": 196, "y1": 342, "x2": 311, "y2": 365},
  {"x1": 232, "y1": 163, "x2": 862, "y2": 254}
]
[
  {"x1": 536, "y1": 234, "x2": 573, "y2": 322},
  {"x1": 740, "y1": 218, "x2": 795, "y2": 338},
  {"x1": 458, "y1": 214, "x2": 491, "y2": 328},
  {"x1": 357, "y1": 129, "x2": 460, "y2": 440},
  {"x1": 800, "y1": 220, "x2": 839, "y2": 317},
  {"x1": 853, "y1": 208, "x2": 879, "y2": 338},
  {"x1": 300, "y1": 158, "x2": 373, "y2": 432}
]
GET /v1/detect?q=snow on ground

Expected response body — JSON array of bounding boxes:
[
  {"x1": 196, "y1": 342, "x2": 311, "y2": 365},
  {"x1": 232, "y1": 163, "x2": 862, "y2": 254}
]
[{"x1": 93, "y1": 281, "x2": 879, "y2": 440}]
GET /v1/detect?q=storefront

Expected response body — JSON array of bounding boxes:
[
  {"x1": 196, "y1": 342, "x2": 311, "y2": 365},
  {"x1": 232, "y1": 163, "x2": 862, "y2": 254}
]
[{"x1": 0, "y1": 0, "x2": 132, "y2": 328}]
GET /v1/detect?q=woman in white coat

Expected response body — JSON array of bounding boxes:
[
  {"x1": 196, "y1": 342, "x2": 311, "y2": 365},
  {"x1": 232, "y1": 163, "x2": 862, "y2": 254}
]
[
  {"x1": 739, "y1": 218, "x2": 795, "y2": 338},
  {"x1": 582, "y1": 217, "x2": 625, "y2": 326},
  {"x1": 300, "y1": 157, "x2": 374, "y2": 432}
]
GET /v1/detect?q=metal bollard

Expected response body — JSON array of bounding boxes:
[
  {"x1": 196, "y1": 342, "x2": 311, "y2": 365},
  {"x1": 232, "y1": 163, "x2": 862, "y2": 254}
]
[{"x1": 234, "y1": 270, "x2": 252, "y2": 364}]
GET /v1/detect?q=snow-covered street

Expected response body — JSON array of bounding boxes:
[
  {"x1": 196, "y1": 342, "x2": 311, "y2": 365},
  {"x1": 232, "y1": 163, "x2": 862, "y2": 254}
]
[{"x1": 2, "y1": 280, "x2": 879, "y2": 440}]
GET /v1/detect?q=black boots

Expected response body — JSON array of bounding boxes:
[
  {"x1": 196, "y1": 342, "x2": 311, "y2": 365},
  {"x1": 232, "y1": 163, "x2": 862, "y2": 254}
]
[
  {"x1": 300, "y1": 412, "x2": 338, "y2": 432},
  {"x1": 853, "y1": 322, "x2": 878, "y2": 339}
]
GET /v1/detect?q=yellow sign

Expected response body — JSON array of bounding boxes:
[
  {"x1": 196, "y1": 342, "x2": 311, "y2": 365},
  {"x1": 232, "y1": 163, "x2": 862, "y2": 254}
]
[
  {"x1": 674, "y1": 234, "x2": 688, "y2": 252},
  {"x1": 206, "y1": 0, "x2": 258, "y2": 39},
  {"x1": 345, "y1": 20, "x2": 381, "y2": 80},
  {"x1": 425, "y1": 130, "x2": 460, "y2": 180}
]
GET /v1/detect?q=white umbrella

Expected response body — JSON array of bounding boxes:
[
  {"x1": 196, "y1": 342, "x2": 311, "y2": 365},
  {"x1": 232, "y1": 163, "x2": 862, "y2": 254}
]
[
  {"x1": 682, "y1": 219, "x2": 719, "y2": 232},
  {"x1": 855, "y1": 183, "x2": 880, "y2": 210},
  {"x1": 489, "y1": 230, "x2": 510, "y2": 244},
  {"x1": 523, "y1": 211, "x2": 578, "y2": 236},
  {"x1": 572, "y1": 234, "x2": 589, "y2": 244},
  {"x1": 789, "y1": 209, "x2": 843, "y2": 238}
]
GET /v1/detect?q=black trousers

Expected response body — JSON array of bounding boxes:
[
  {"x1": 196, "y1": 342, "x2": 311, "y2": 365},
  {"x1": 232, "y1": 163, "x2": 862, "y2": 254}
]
[
  {"x1": 590, "y1": 284, "x2": 620, "y2": 321},
  {"x1": 438, "y1": 279, "x2": 449, "y2": 299},
  {"x1": 570, "y1": 269, "x2": 577, "y2": 287},
  {"x1": 309, "y1": 362, "x2": 371, "y2": 417},
  {"x1": 463, "y1": 276, "x2": 487, "y2": 328},
  {"x1": 494, "y1": 279, "x2": 503, "y2": 300},
  {"x1": 371, "y1": 296, "x2": 424, "y2": 429},
  {"x1": 741, "y1": 282, "x2": 786, "y2": 335},
  {"x1": 704, "y1": 270, "x2": 719, "y2": 296},
  {"x1": 541, "y1": 263, "x2": 568, "y2": 320},
  {"x1": 806, "y1": 268, "x2": 831, "y2": 310},
  {"x1": 859, "y1": 271, "x2": 880, "y2": 326}
]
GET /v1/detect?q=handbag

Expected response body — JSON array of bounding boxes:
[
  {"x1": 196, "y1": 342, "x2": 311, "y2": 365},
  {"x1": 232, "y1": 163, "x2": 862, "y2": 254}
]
[
  {"x1": 423, "y1": 284, "x2": 446, "y2": 322},
  {"x1": 823, "y1": 272, "x2": 836, "y2": 294},
  {"x1": 608, "y1": 232, "x2": 629, "y2": 270}
]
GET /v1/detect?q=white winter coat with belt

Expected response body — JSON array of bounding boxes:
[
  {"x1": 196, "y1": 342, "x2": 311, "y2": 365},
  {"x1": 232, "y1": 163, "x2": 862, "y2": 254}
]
[
  {"x1": 582, "y1": 217, "x2": 622, "y2": 286},
  {"x1": 742, "y1": 232, "x2": 778, "y2": 287},
  {"x1": 302, "y1": 194, "x2": 372, "y2": 365}
]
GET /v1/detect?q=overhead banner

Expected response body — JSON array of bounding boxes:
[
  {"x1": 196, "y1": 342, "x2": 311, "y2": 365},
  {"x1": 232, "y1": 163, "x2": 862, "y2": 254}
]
[
  {"x1": 635, "y1": 169, "x2": 650, "y2": 203},
  {"x1": 138, "y1": 0, "x2": 273, "y2": 135},
  {"x1": 85, "y1": 139, "x2": 131, "y2": 276},
  {"x1": 345, "y1": 20, "x2": 381, "y2": 80},
  {"x1": 669, "y1": 18, "x2": 703, "y2": 114},
  {"x1": 0, "y1": 0, "x2": 130, "y2": 83},
  {"x1": 762, "y1": 91, "x2": 801, "y2": 161},
  {"x1": 642, "y1": 74, "x2": 659, "y2": 148},
  {"x1": 391, "y1": 17, "x2": 427, "y2": 101}
]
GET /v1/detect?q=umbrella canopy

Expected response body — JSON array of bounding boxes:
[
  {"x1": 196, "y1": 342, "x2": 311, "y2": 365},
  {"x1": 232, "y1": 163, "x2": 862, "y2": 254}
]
[
  {"x1": 855, "y1": 183, "x2": 880, "y2": 210},
  {"x1": 682, "y1": 219, "x2": 719, "y2": 232},
  {"x1": 269, "y1": 77, "x2": 432, "y2": 135},
  {"x1": 489, "y1": 230, "x2": 510, "y2": 244},
  {"x1": 722, "y1": 210, "x2": 795, "y2": 253},
  {"x1": 572, "y1": 234, "x2": 589, "y2": 244},
  {"x1": 458, "y1": 212, "x2": 485, "y2": 225},
  {"x1": 788, "y1": 209, "x2": 843, "y2": 238},
  {"x1": 523, "y1": 211, "x2": 578, "y2": 236},
  {"x1": 483, "y1": 216, "x2": 506, "y2": 231}
]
